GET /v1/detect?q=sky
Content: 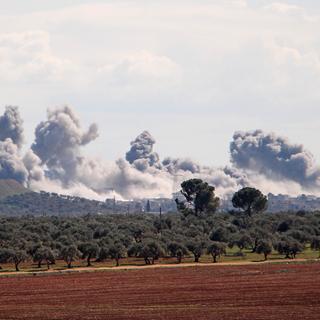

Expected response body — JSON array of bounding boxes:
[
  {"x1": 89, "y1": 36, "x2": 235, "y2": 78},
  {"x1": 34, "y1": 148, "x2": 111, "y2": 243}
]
[{"x1": 1, "y1": 0, "x2": 320, "y2": 167}]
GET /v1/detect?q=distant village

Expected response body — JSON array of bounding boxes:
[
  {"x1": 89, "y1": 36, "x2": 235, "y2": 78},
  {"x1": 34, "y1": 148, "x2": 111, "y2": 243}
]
[{"x1": 106, "y1": 193, "x2": 320, "y2": 214}]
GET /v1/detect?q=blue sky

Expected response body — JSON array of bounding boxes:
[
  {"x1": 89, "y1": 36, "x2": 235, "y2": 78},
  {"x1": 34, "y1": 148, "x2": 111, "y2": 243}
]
[{"x1": 1, "y1": 0, "x2": 320, "y2": 167}]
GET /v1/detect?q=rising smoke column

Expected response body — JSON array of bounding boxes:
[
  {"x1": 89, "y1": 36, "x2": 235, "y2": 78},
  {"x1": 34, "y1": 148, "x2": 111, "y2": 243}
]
[
  {"x1": 0, "y1": 139, "x2": 28, "y2": 183},
  {"x1": 30, "y1": 109, "x2": 174, "y2": 199},
  {"x1": 125, "y1": 131, "x2": 161, "y2": 170},
  {"x1": 23, "y1": 150, "x2": 45, "y2": 182},
  {"x1": 230, "y1": 130, "x2": 320, "y2": 188},
  {"x1": 126, "y1": 131, "x2": 248, "y2": 197},
  {"x1": 31, "y1": 106, "x2": 99, "y2": 183},
  {"x1": 0, "y1": 106, "x2": 24, "y2": 148},
  {"x1": 2, "y1": 105, "x2": 320, "y2": 200},
  {"x1": 0, "y1": 106, "x2": 29, "y2": 184}
]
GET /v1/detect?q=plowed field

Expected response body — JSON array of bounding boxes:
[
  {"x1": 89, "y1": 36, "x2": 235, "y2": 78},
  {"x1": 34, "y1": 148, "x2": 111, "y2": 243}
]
[{"x1": 0, "y1": 262, "x2": 319, "y2": 320}]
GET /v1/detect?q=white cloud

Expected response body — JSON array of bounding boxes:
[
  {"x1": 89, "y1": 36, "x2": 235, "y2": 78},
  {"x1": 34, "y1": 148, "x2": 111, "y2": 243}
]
[
  {"x1": 265, "y1": 2, "x2": 303, "y2": 14},
  {"x1": 97, "y1": 51, "x2": 181, "y2": 87},
  {"x1": 230, "y1": 0, "x2": 247, "y2": 8},
  {"x1": 0, "y1": 31, "x2": 77, "y2": 84},
  {"x1": 263, "y1": 2, "x2": 315, "y2": 21}
]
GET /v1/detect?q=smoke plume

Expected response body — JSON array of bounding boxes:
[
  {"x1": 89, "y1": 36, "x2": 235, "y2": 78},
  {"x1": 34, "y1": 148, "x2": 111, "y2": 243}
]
[
  {"x1": 0, "y1": 139, "x2": 28, "y2": 183},
  {"x1": 230, "y1": 130, "x2": 320, "y2": 189},
  {"x1": 1, "y1": 105, "x2": 320, "y2": 200},
  {"x1": 125, "y1": 131, "x2": 161, "y2": 170},
  {"x1": 32, "y1": 106, "x2": 99, "y2": 183},
  {"x1": 0, "y1": 106, "x2": 24, "y2": 148}
]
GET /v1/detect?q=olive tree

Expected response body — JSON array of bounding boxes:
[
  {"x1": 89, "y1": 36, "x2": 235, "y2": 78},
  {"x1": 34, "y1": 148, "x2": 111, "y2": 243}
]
[
  {"x1": 186, "y1": 240, "x2": 206, "y2": 263},
  {"x1": 167, "y1": 242, "x2": 188, "y2": 263},
  {"x1": 33, "y1": 247, "x2": 56, "y2": 269},
  {"x1": 78, "y1": 242, "x2": 99, "y2": 267},
  {"x1": 256, "y1": 240, "x2": 272, "y2": 260},
  {"x1": 108, "y1": 244, "x2": 126, "y2": 267},
  {"x1": 0, "y1": 248, "x2": 12, "y2": 270},
  {"x1": 140, "y1": 242, "x2": 165, "y2": 265},
  {"x1": 207, "y1": 242, "x2": 226, "y2": 263},
  {"x1": 61, "y1": 245, "x2": 80, "y2": 268},
  {"x1": 233, "y1": 234, "x2": 254, "y2": 252},
  {"x1": 311, "y1": 237, "x2": 320, "y2": 258},
  {"x1": 1, "y1": 248, "x2": 28, "y2": 271},
  {"x1": 274, "y1": 239, "x2": 304, "y2": 259}
]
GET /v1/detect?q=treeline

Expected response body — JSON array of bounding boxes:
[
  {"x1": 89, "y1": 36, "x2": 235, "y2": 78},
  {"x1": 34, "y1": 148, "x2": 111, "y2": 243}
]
[
  {"x1": 0, "y1": 191, "x2": 113, "y2": 216},
  {"x1": 0, "y1": 209, "x2": 319, "y2": 270},
  {"x1": 1, "y1": 179, "x2": 320, "y2": 271}
]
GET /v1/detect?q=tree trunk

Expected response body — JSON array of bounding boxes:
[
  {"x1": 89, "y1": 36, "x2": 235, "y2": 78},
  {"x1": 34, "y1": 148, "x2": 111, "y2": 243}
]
[
  {"x1": 87, "y1": 256, "x2": 91, "y2": 267},
  {"x1": 67, "y1": 261, "x2": 72, "y2": 268},
  {"x1": 15, "y1": 263, "x2": 19, "y2": 272},
  {"x1": 264, "y1": 253, "x2": 268, "y2": 261},
  {"x1": 213, "y1": 255, "x2": 217, "y2": 263},
  {"x1": 252, "y1": 239, "x2": 258, "y2": 253},
  {"x1": 194, "y1": 256, "x2": 199, "y2": 263},
  {"x1": 116, "y1": 258, "x2": 119, "y2": 267},
  {"x1": 38, "y1": 260, "x2": 42, "y2": 268},
  {"x1": 47, "y1": 261, "x2": 50, "y2": 270},
  {"x1": 177, "y1": 256, "x2": 182, "y2": 264}
]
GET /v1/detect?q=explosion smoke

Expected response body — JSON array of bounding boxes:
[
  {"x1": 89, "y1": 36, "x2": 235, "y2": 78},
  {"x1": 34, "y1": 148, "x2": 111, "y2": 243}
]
[
  {"x1": 126, "y1": 131, "x2": 161, "y2": 170},
  {"x1": 0, "y1": 105, "x2": 319, "y2": 200},
  {"x1": 0, "y1": 139, "x2": 28, "y2": 183},
  {"x1": 31, "y1": 106, "x2": 99, "y2": 183},
  {"x1": 0, "y1": 106, "x2": 24, "y2": 148},
  {"x1": 230, "y1": 130, "x2": 320, "y2": 188}
]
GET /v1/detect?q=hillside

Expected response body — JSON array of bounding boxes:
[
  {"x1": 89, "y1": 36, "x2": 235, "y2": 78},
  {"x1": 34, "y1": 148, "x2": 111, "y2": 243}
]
[
  {"x1": 0, "y1": 179, "x2": 29, "y2": 199},
  {"x1": 0, "y1": 191, "x2": 114, "y2": 216}
]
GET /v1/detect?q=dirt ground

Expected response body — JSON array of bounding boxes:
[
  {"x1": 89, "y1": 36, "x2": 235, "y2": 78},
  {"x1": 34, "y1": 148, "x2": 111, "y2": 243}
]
[{"x1": 0, "y1": 261, "x2": 319, "y2": 320}]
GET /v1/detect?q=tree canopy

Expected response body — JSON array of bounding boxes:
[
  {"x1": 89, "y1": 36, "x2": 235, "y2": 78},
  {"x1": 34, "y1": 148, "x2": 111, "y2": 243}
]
[
  {"x1": 232, "y1": 187, "x2": 268, "y2": 216},
  {"x1": 176, "y1": 179, "x2": 220, "y2": 216}
]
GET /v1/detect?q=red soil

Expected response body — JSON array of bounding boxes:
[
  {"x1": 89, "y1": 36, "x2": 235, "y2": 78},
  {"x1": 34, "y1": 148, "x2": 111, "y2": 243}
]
[{"x1": 0, "y1": 262, "x2": 319, "y2": 320}]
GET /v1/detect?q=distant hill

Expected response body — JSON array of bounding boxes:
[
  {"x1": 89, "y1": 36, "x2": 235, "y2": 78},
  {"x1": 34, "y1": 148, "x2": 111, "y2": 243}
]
[
  {"x1": 0, "y1": 179, "x2": 29, "y2": 199},
  {"x1": 0, "y1": 191, "x2": 115, "y2": 216},
  {"x1": 0, "y1": 180, "x2": 142, "y2": 216}
]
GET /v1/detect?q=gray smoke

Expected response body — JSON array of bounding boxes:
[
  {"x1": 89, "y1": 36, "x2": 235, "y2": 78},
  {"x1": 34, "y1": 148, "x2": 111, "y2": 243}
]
[
  {"x1": 162, "y1": 157, "x2": 201, "y2": 174},
  {"x1": 109, "y1": 158, "x2": 173, "y2": 199},
  {"x1": 0, "y1": 106, "x2": 24, "y2": 148},
  {"x1": 1, "y1": 105, "x2": 320, "y2": 200},
  {"x1": 29, "y1": 108, "x2": 172, "y2": 199},
  {"x1": 223, "y1": 166, "x2": 250, "y2": 187},
  {"x1": 0, "y1": 107, "x2": 28, "y2": 184},
  {"x1": 23, "y1": 150, "x2": 45, "y2": 182},
  {"x1": 230, "y1": 130, "x2": 320, "y2": 188},
  {"x1": 32, "y1": 106, "x2": 99, "y2": 183},
  {"x1": 125, "y1": 131, "x2": 161, "y2": 170},
  {"x1": 125, "y1": 133, "x2": 248, "y2": 196},
  {"x1": 0, "y1": 139, "x2": 28, "y2": 183}
]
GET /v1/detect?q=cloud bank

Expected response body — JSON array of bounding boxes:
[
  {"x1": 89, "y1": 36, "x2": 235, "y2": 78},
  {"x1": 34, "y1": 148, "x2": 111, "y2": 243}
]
[{"x1": 0, "y1": 106, "x2": 319, "y2": 200}]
